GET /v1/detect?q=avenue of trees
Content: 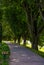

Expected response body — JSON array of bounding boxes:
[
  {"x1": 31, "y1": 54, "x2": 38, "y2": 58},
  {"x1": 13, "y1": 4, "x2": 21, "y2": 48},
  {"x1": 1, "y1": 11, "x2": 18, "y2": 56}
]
[{"x1": 0, "y1": 0, "x2": 44, "y2": 50}]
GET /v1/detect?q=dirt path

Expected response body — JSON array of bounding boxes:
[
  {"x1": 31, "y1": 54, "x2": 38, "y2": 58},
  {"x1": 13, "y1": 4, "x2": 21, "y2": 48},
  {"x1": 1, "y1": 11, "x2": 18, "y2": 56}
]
[{"x1": 8, "y1": 43, "x2": 44, "y2": 65}]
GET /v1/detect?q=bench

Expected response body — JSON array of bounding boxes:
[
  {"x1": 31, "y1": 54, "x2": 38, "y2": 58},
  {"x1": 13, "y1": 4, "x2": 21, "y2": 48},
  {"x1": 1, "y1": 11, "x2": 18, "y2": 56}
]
[
  {"x1": 2, "y1": 51, "x2": 8, "y2": 54},
  {"x1": 2, "y1": 51, "x2": 8, "y2": 59}
]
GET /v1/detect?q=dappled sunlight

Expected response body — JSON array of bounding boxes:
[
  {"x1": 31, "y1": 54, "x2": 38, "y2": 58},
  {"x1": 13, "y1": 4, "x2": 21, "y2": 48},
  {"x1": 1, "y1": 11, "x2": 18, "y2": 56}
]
[
  {"x1": 0, "y1": 0, "x2": 44, "y2": 65},
  {"x1": 26, "y1": 40, "x2": 32, "y2": 48},
  {"x1": 27, "y1": 57, "x2": 31, "y2": 59},
  {"x1": 21, "y1": 54, "x2": 27, "y2": 57},
  {"x1": 21, "y1": 54, "x2": 31, "y2": 60},
  {"x1": 13, "y1": 52, "x2": 16, "y2": 54},
  {"x1": 26, "y1": 43, "x2": 32, "y2": 48},
  {"x1": 11, "y1": 58, "x2": 20, "y2": 62},
  {"x1": 39, "y1": 47, "x2": 44, "y2": 52},
  {"x1": 11, "y1": 58, "x2": 16, "y2": 62},
  {"x1": 38, "y1": 45, "x2": 44, "y2": 52},
  {"x1": 3, "y1": 40, "x2": 44, "y2": 52},
  {"x1": 20, "y1": 40, "x2": 32, "y2": 48},
  {"x1": 20, "y1": 40, "x2": 24, "y2": 45},
  {"x1": 14, "y1": 46, "x2": 19, "y2": 48}
]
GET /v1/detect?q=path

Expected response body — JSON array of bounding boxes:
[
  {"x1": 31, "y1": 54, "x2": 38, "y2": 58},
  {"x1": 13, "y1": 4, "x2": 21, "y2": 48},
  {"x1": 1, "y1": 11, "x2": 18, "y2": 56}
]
[{"x1": 7, "y1": 43, "x2": 44, "y2": 65}]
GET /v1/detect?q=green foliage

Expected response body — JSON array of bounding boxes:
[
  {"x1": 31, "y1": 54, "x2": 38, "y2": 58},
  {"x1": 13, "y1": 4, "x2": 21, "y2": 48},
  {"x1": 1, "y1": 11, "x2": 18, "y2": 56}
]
[
  {"x1": 4, "y1": 1, "x2": 29, "y2": 41},
  {"x1": 39, "y1": 30, "x2": 44, "y2": 47},
  {"x1": 0, "y1": 9, "x2": 3, "y2": 20},
  {"x1": 0, "y1": 42, "x2": 10, "y2": 65},
  {"x1": 2, "y1": 21, "x2": 14, "y2": 40},
  {"x1": 0, "y1": 0, "x2": 44, "y2": 49}
]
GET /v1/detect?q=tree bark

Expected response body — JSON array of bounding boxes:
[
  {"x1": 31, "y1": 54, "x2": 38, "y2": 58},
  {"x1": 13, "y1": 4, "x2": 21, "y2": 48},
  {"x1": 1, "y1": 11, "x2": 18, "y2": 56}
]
[
  {"x1": 18, "y1": 35, "x2": 21, "y2": 45},
  {"x1": 24, "y1": 39, "x2": 26, "y2": 46},
  {"x1": 22, "y1": 0, "x2": 43, "y2": 50},
  {"x1": 32, "y1": 34, "x2": 38, "y2": 50},
  {"x1": 23, "y1": 37, "x2": 26, "y2": 46},
  {"x1": 14, "y1": 37, "x2": 16, "y2": 43},
  {"x1": 32, "y1": 20, "x2": 38, "y2": 50}
]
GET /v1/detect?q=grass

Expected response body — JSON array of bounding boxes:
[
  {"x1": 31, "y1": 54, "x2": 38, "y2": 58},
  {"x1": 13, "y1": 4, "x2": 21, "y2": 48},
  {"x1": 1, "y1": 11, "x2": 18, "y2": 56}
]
[
  {"x1": 25, "y1": 45, "x2": 44, "y2": 58},
  {"x1": 2, "y1": 40, "x2": 44, "y2": 58},
  {"x1": 8, "y1": 40, "x2": 44, "y2": 57},
  {"x1": 0, "y1": 42, "x2": 10, "y2": 65},
  {"x1": 26, "y1": 43, "x2": 44, "y2": 52},
  {"x1": 25, "y1": 43, "x2": 44, "y2": 58},
  {"x1": 20, "y1": 40, "x2": 44, "y2": 58}
]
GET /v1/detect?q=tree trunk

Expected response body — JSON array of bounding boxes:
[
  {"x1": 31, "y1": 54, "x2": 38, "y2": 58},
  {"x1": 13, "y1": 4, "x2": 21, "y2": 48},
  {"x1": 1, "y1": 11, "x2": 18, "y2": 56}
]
[
  {"x1": 32, "y1": 21, "x2": 38, "y2": 50},
  {"x1": 32, "y1": 35, "x2": 38, "y2": 50},
  {"x1": 18, "y1": 35, "x2": 21, "y2": 45},
  {"x1": 14, "y1": 37, "x2": 16, "y2": 44},
  {"x1": 22, "y1": 1, "x2": 39, "y2": 50},
  {"x1": 23, "y1": 37, "x2": 26, "y2": 46}
]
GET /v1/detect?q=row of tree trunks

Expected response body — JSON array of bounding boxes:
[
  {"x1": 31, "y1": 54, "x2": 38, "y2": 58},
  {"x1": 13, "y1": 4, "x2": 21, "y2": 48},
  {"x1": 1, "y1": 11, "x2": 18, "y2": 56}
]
[
  {"x1": 14, "y1": 35, "x2": 26, "y2": 45},
  {"x1": 22, "y1": 1, "x2": 39, "y2": 50},
  {"x1": 14, "y1": 0, "x2": 44, "y2": 50}
]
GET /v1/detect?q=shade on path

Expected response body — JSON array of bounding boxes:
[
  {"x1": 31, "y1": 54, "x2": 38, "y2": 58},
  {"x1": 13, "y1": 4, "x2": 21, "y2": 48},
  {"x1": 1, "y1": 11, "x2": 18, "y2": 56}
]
[{"x1": 7, "y1": 43, "x2": 44, "y2": 65}]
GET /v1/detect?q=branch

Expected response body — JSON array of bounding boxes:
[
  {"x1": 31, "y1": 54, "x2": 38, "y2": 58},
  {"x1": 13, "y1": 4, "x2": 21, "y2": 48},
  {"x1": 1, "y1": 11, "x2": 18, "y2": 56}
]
[
  {"x1": 26, "y1": 11, "x2": 32, "y2": 33},
  {"x1": 39, "y1": 1, "x2": 44, "y2": 21},
  {"x1": 39, "y1": 8, "x2": 44, "y2": 21},
  {"x1": 21, "y1": 0, "x2": 29, "y2": 12},
  {"x1": 35, "y1": 0, "x2": 44, "y2": 21},
  {"x1": 21, "y1": 0, "x2": 32, "y2": 25},
  {"x1": 38, "y1": 24, "x2": 44, "y2": 34}
]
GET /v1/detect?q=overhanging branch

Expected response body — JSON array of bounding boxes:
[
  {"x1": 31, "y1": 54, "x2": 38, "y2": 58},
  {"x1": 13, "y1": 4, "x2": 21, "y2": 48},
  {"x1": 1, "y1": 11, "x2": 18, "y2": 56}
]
[
  {"x1": 38, "y1": 24, "x2": 44, "y2": 34},
  {"x1": 39, "y1": 0, "x2": 44, "y2": 21},
  {"x1": 39, "y1": 7, "x2": 44, "y2": 21}
]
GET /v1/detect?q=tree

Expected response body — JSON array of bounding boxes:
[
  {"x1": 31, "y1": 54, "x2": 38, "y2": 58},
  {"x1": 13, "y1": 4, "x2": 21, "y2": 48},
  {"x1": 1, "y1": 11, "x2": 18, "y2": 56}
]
[
  {"x1": 4, "y1": 2, "x2": 27, "y2": 45},
  {"x1": 2, "y1": 0, "x2": 44, "y2": 50},
  {"x1": 2, "y1": 21, "x2": 14, "y2": 40},
  {"x1": 21, "y1": 0, "x2": 44, "y2": 50}
]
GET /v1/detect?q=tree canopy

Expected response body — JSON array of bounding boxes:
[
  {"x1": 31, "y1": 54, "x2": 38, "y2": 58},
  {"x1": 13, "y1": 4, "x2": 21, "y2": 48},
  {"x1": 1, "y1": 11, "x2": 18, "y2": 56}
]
[{"x1": 0, "y1": 0, "x2": 44, "y2": 50}]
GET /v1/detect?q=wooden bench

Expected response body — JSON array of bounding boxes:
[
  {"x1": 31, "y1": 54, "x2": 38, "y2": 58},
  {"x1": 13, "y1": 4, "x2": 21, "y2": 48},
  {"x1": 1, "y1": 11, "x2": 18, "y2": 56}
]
[
  {"x1": 2, "y1": 51, "x2": 8, "y2": 59},
  {"x1": 2, "y1": 51, "x2": 8, "y2": 55}
]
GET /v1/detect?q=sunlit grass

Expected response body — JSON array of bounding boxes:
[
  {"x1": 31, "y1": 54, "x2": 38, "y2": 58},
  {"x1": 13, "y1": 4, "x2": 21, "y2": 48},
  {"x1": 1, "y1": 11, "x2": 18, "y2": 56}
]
[
  {"x1": 3, "y1": 40, "x2": 44, "y2": 52},
  {"x1": 26, "y1": 42, "x2": 44, "y2": 52},
  {"x1": 22, "y1": 40, "x2": 44, "y2": 52},
  {"x1": 25, "y1": 42, "x2": 44, "y2": 57},
  {"x1": 9, "y1": 40, "x2": 44, "y2": 52},
  {"x1": 39, "y1": 47, "x2": 44, "y2": 52},
  {"x1": 26, "y1": 43, "x2": 32, "y2": 48}
]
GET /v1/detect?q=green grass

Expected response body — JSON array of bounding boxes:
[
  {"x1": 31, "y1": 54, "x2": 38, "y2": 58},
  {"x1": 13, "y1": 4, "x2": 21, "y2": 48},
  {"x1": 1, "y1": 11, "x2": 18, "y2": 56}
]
[
  {"x1": 20, "y1": 42, "x2": 44, "y2": 58},
  {"x1": 0, "y1": 42, "x2": 10, "y2": 65},
  {"x1": 26, "y1": 46, "x2": 44, "y2": 57},
  {"x1": 9, "y1": 40, "x2": 44, "y2": 57},
  {"x1": 25, "y1": 43, "x2": 44, "y2": 58},
  {"x1": 26, "y1": 43, "x2": 44, "y2": 52},
  {"x1": 2, "y1": 40, "x2": 44, "y2": 58}
]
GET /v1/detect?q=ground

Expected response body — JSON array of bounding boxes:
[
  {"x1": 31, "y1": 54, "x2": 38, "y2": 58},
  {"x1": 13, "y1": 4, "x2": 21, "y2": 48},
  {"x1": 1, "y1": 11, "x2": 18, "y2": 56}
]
[{"x1": 6, "y1": 42, "x2": 44, "y2": 65}]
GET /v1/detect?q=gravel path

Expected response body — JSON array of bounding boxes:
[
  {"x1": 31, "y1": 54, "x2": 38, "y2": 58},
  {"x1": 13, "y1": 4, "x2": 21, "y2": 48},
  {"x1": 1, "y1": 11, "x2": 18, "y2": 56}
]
[{"x1": 7, "y1": 43, "x2": 44, "y2": 65}]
